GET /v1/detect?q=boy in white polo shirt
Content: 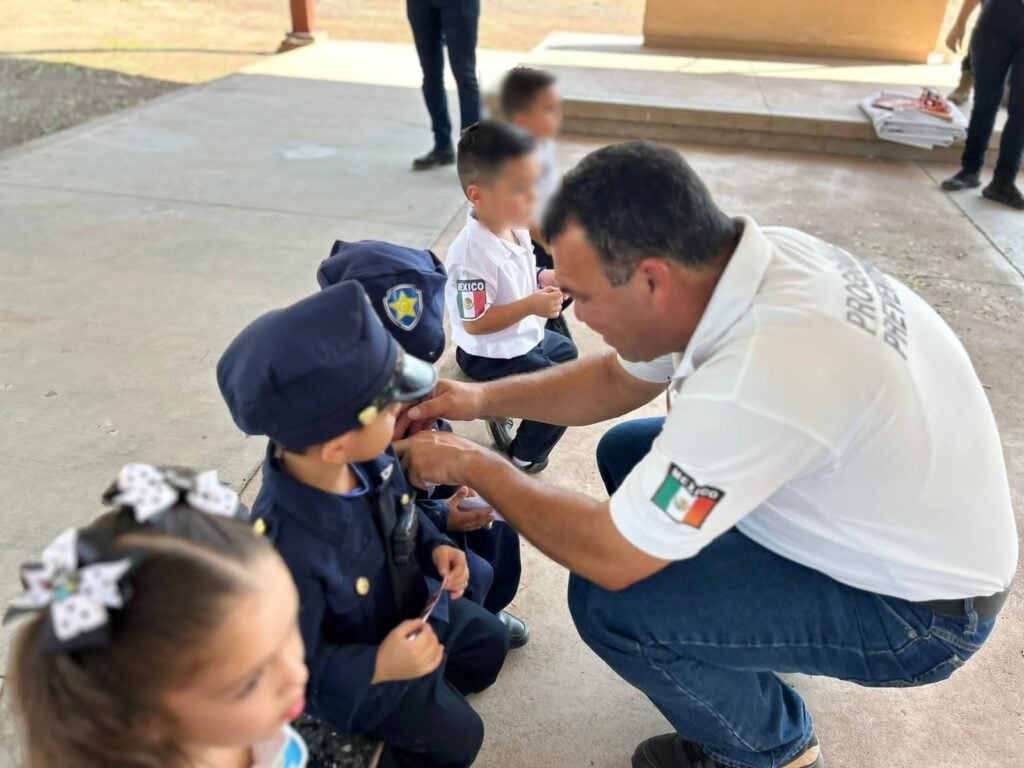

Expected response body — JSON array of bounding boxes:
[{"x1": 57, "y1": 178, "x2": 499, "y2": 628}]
[{"x1": 446, "y1": 121, "x2": 578, "y2": 473}]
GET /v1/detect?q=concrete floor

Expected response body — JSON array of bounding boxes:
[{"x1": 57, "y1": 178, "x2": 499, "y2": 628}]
[{"x1": 1, "y1": 40, "x2": 1022, "y2": 768}]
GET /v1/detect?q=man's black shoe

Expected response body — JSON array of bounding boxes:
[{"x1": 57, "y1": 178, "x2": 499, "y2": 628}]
[
  {"x1": 632, "y1": 733, "x2": 822, "y2": 768},
  {"x1": 982, "y1": 179, "x2": 1024, "y2": 210},
  {"x1": 631, "y1": 734, "x2": 693, "y2": 768},
  {"x1": 412, "y1": 147, "x2": 455, "y2": 171},
  {"x1": 498, "y1": 610, "x2": 530, "y2": 649},
  {"x1": 487, "y1": 418, "x2": 514, "y2": 454},
  {"x1": 941, "y1": 169, "x2": 981, "y2": 191}
]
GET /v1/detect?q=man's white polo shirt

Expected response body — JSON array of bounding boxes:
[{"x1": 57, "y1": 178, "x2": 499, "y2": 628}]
[
  {"x1": 612, "y1": 216, "x2": 1017, "y2": 602},
  {"x1": 445, "y1": 211, "x2": 545, "y2": 359}
]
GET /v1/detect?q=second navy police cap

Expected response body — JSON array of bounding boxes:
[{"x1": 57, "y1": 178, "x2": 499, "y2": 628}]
[
  {"x1": 317, "y1": 240, "x2": 448, "y2": 363},
  {"x1": 216, "y1": 281, "x2": 437, "y2": 451}
]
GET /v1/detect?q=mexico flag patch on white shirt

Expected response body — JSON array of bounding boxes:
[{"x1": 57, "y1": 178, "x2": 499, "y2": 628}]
[
  {"x1": 457, "y1": 279, "x2": 487, "y2": 320},
  {"x1": 652, "y1": 464, "x2": 724, "y2": 528}
]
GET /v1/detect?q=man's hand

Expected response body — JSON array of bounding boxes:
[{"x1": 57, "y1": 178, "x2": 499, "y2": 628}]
[
  {"x1": 372, "y1": 620, "x2": 444, "y2": 684},
  {"x1": 432, "y1": 545, "x2": 469, "y2": 599},
  {"x1": 395, "y1": 430, "x2": 490, "y2": 489},
  {"x1": 529, "y1": 286, "x2": 564, "y2": 319},
  {"x1": 444, "y1": 486, "x2": 494, "y2": 532},
  {"x1": 393, "y1": 398, "x2": 437, "y2": 440},
  {"x1": 406, "y1": 379, "x2": 486, "y2": 425}
]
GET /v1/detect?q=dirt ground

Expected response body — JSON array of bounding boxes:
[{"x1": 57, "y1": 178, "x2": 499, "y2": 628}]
[{"x1": 0, "y1": 58, "x2": 181, "y2": 152}]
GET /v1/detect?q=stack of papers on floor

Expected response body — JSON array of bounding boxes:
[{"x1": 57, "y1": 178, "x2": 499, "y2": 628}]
[{"x1": 860, "y1": 90, "x2": 968, "y2": 149}]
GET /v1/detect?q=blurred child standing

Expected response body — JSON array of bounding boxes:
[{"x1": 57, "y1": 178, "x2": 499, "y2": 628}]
[{"x1": 500, "y1": 67, "x2": 573, "y2": 338}]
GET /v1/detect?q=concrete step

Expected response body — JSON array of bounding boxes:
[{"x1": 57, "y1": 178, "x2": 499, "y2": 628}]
[
  {"x1": 553, "y1": 65, "x2": 978, "y2": 163},
  {"x1": 516, "y1": 33, "x2": 1003, "y2": 164}
]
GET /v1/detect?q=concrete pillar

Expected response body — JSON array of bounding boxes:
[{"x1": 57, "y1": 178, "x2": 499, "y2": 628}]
[{"x1": 278, "y1": 0, "x2": 328, "y2": 52}]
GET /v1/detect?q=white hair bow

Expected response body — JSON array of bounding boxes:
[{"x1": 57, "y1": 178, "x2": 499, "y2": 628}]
[
  {"x1": 110, "y1": 463, "x2": 239, "y2": 522},
  {"x1": 7, "y1": 528, "x2": 131, "y2": 642}
]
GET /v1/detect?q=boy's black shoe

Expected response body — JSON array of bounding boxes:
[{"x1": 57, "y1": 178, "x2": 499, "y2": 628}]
[
  {"x1": 412, "y1": 147, "x2": 455, "y2": 171},
  {"x1": 632, "y1": 733, "x2": 822, "y2": 768},
  {"x1": 982, "y1": 179, "x2": 1024, "y2": 210},
  {"x1": 941, "y1": 169, "x2": 981, "y2": 191},
  {"x1": 511, "y1": 456, "x2": 549, "y2": 475},
  {"x1": 487, "y1": 418, "x2": 514, "y2": 453},
  {"x1": 498, "y1": 610, "x2": 530, "y2": 648}
]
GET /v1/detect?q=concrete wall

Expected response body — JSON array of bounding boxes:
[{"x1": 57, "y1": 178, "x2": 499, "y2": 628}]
[{"x1": 643, "y1": 0, "x2": 948, "y2": 63}]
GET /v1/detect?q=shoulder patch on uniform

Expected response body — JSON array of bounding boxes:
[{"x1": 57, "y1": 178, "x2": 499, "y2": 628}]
[
  {"x1": 456, "y1": 279, "x2": 487, "y2": 320},
  {"x1": 652, "y1": 464, "x2": 724, "y2": 528},
  {"x1": 383, "y1": 284, "x2": 423, "y2": 330}
]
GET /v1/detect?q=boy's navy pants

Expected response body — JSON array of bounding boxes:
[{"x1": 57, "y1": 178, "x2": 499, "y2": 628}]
[
  {"x1": 456, "y1": 330, "x2": 578, "y2": 464},
  {"x1": 374, "y1": 597, "x2": 509, "y2": 768}
]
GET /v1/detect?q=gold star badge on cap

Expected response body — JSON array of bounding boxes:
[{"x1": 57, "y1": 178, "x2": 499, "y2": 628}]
[{"x1": 388, "y1": 290, "x2": 419, "y2": 321}]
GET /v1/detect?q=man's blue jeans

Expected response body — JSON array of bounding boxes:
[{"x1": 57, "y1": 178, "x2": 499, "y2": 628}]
[
  {"x1": 571, "y1": 417, "x2": 997, "y2": 768},
  {"x1": 406, "y1": 0, "x2": 481, "y2": 152}
]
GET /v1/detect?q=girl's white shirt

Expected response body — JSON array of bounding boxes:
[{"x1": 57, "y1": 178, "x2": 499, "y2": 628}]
[{"x1": 251, "y1": 724, "x2": 308, "y2": 768}]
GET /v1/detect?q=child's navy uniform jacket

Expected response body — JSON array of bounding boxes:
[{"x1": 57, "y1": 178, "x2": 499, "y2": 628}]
[
  {"x1": 253, "y1": 444, "x2": 455, "y2": 733},
  {"x1": 215, "y1": 280, "x2": 507, "y2": 763},
  {"x1": 317, "y1": 241, "x2": 523, "y2": 613}
]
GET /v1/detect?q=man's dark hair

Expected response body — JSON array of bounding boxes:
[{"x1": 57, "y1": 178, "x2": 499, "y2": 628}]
[
  {"x1": 543, "y1": 141, "x2": 738, "y2": 285},
  {"x1": 499, "y1": 67, "x2": 557, "y2": 117},
  {"x1": 457, "y1": 121, "x2": 536, "y2": 191}
]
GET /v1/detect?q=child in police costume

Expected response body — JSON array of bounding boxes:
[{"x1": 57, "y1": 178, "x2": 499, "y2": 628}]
[
  {"x1": 499, "y1": 66, "x2": 572, "y2": 339},
  {"x1": 447, "y1": 121, "x2": 578, "y2": 474},
  {"x1": 217, "y1": 281, "x2": 509, "y2": 768},
  {"x1": 316, "y1": 239, "x2": 529, "y2": 647}
]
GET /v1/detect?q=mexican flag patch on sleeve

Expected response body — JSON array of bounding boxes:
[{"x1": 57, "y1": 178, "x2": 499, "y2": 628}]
[
  {"x1": 652, "y1": 464, "x2": 724, "y2": 528},
  {"x1": 456, "y1": 279, "x2": 488, "y2": 320}
]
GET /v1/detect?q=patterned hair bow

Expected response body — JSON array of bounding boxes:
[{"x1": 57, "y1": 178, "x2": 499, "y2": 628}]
[
  {"x1": 104, "y1": 463, "x2": 242, "y2": 523},
  {"x1": 4, "y1": 465, "x2": 244, "y2": 653},
  {"x1": 4, "y1": 528, "x2": 132, "y2": 653}
]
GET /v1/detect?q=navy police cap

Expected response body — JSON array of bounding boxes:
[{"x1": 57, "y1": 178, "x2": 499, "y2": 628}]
[
  {"x1": 216, "y1": 281, "x2": 437, "y2": 451},
  {"x1": 317, "y1": 240, "x2": 448, "y2": 362}
]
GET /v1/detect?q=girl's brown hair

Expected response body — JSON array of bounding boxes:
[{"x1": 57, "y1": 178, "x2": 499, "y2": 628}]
[{"x1": 6, "y1": 496, "x2": 276, "y2": 768}]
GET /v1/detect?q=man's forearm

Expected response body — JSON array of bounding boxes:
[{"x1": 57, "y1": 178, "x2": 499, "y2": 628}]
[
  {"x1": 480, "y1": 352, "x2": 662, "y2": 427},
  {"x1": 458, "y1": 450, "x2": 668, "y2": 590}
]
